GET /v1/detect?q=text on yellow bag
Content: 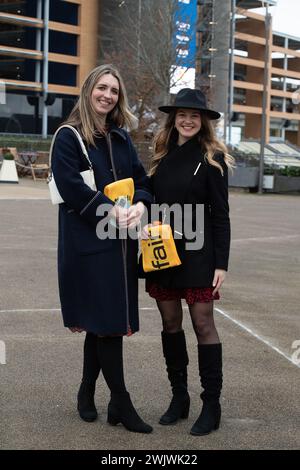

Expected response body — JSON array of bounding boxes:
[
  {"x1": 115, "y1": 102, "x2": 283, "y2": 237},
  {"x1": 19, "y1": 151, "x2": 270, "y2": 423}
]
[{"x1": 141, "y1": 224, "x2": 182, "y2": 272}]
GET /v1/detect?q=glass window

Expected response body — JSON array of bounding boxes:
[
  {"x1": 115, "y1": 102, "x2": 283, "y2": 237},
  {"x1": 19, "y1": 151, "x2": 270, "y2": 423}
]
[
  {"x1": 0, "y1": 24, "x2": 37, "y2": 50},
  {"x1": 49, "y1": 0, "x2": 78, "y2": 26},
  {"x1": 0, "y1": 0, "x2": 37, "y2": 17},
  {"x1": 0, "y1": 92, "x2": 77, "y2": 134},
  {"x1": 0, "y1": 55, "x2": 37, "y2": 81},
  {"x1": 49, "y1": 31, "x2": 77, "y2": 56},
  {"x1": 48, "y1": 62, "x2": 77, "y2": 86}
]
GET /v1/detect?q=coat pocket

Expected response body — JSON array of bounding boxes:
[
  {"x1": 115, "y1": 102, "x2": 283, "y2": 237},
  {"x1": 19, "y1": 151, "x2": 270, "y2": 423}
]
[{"x1": 68, "y1": 210, "x2": 113, "y2": 255}]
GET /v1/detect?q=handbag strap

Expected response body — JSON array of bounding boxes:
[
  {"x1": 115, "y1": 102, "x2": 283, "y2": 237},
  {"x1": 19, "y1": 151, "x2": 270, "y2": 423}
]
[
  {"x1": 48, "y1": 125, "x2": 93, "y2": 178},
  {"x1": 106, "y1": 133, "x2": 128, "y2": 271},
  {"x1": 106, "y1": 133, "x2": 118, "y2": 182}
]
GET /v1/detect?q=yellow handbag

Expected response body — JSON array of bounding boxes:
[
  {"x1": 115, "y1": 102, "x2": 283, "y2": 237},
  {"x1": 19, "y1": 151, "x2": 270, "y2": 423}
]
[
  {"x1": 104, "y1": 177, "x2": 134, "y2": 206},
  {"x1": 141, "y1": 223, "x2": 182, "y2": 272}
]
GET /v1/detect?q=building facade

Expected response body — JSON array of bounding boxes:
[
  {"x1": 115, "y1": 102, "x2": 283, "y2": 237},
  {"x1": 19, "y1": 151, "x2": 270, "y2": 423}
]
[
  {"x1": 197, "y1": 0, "x2": 300, "y2": 146},
  {"x1": 231, "y1": 0, "x2": 300, "y2": 145},
  {"x1": 1, "y1": 0, "x2": 300, "y2": 147},
  {"x1": 0, "y1": 0, "x2": 99, "y2": 136}
]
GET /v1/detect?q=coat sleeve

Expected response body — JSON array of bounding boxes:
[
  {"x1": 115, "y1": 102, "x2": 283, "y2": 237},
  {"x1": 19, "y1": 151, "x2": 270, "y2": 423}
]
[
  {"x1": 207, "y1": 153, "x2": 231, "y2": 271},
  {"x1": 126, "y1": 135, "x2": 153, "y2": 206},
  {"x1": 51, "y1": 128, "x2": 114, "y2": 227}
]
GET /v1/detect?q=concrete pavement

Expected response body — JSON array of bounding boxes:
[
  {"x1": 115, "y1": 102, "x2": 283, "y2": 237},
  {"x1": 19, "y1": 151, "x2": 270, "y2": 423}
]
[{"x1": 0, "y1": 180, "x2": 299, "y2": 450}]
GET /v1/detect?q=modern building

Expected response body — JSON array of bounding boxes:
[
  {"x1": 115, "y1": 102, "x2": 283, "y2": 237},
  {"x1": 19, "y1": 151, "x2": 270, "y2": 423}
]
[
  {"x1": 1, "y1": 0, "x2": 300, "y2": 149},
  {"x1": 0, "y1": 0, "x2": 99, "y2": 136},
  {"x1": 232, "y1": 0, "x2": 300, "y2": 146},
  {"x1": 197, "y1": 0, "x2": 300, "y2": 146}
]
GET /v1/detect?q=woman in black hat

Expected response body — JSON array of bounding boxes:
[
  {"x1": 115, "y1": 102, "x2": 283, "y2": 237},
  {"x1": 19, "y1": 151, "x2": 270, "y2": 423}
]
[{"x1": 144, "y1": 88, "x2": 234, "y2": 436}]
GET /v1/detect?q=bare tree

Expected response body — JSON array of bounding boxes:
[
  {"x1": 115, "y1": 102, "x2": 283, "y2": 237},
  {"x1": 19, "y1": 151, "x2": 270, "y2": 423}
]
[{"x1": 99, "y1": 0, "x2": 196, "y2": 138}]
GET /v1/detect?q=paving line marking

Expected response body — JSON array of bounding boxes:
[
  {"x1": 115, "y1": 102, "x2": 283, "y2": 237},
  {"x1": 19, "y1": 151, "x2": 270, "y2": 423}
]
[
  {"x1": 0, "y1": 197, "x2": 49, "y2": 200},
  {"x1": 214, "y1": 306, "x2": 300, "y2": 369},
  {"x1": 1, "y1": 307, "x2": 299, "y2": 369},
  {"x1": 0, "y1": 308, "x2": 61, "y2": 313},
  {"x1": 140, "y1": 306, "x2": 300, "y2": 368},
  {"x1": 232, "y1": 234, "x2": 300, "y2": 243}
]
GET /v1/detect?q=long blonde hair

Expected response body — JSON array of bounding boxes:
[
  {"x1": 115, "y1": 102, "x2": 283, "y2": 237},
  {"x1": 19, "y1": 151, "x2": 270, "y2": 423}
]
[
  {"x1": 64, "y1": 64, "x2": 137, "y2": 147},
  {"x1": 149, "y1": 110, "x2": 235, "y2": 176}
]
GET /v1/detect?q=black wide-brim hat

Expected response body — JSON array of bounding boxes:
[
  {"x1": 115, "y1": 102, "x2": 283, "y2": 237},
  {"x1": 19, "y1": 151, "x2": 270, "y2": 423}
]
[{"x1": 158, "y1": 88, "x2": 221, "y2": 120}]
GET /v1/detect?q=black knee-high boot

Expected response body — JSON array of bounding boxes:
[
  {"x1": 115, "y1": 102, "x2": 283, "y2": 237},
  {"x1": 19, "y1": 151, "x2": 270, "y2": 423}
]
[
  {"x1": 159, "y1": 330, "x2": 190, "y2": 425},
  {"x1": 97, "y1": 336, "x2": 153, "y2": 434},
  {"x1": 77, "y1": 332, "x2": 101, "y2": 422},
  {"x1": 190, "y1": 343, "x2": 222, "y2": 436}
]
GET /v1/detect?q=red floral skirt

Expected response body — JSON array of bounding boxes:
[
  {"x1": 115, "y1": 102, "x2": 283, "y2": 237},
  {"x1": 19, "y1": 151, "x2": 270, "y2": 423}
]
[{"x1": 146, "y1": 281, "x2": 220, "y2": 305}]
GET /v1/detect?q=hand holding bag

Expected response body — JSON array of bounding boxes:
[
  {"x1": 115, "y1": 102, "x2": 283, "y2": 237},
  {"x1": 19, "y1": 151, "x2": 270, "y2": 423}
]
[
  {"x1": 103, "y1": 177, "x2": 134, "y2": 206},
  {"x1": 48, "y1": 125, "x2": 96, "y2": 205},
  {"x1": 141, "y1": 223, "x2": 181, "y2": 272}
]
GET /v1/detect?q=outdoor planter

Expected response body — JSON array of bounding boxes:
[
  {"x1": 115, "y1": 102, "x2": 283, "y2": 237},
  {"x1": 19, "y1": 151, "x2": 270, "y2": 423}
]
[
  {"x1": 0, "y1": 154, "x2": 19, "y2": 184},
  {"x1": 229, "y1": 166, "x2": 259, "y2": 188},
  {"x1": 272, "y1": 175, "x2": 300, "y2": 192}
]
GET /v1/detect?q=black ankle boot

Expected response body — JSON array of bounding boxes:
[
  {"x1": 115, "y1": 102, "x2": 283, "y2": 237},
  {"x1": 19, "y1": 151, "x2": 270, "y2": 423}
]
[
  {"x1": 190, "y1": 401, "x2": 221, "y2": 436},
  {"x1": 77, "y1": 382, "x2": 98, "y2": 422},
  {"x1": 159, "y1": 392, "x2": 190, "y2": 425},
  {"x1": 190, "y1": 343, "x2": 223, "y2": 436},
  {"x1": 159, "y1": 330, "x2": 190, "y2": 425},
  {"x1": 107, "y1": 391, "x2": 153, "y2": 434}
]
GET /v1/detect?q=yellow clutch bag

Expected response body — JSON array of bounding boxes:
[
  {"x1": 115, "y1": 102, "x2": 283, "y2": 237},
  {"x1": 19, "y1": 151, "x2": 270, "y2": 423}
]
[
  {"x1": 104, "y1": 177, "x2": 134, "y2": 206},
  {"x1": 141, "y1": 224, "x2": 182, "y2": 272}
]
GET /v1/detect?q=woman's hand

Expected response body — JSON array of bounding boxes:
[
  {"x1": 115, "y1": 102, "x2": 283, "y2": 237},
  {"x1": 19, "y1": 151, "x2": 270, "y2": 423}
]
[
  {"x1": 140, "y1": 221, "x2": 161, "y2": 239},
  {"x1": 212, "y1": 269, "x2": 226, "y2": 296},
  {"x1": 127, "y1": 202, "x2": 145, "y2": 229},
  {"x1": 109, "y1": 204, "x2": 129, "y2": 228},
  {"x1": 140, "y1": 223, "x2": 151, "y2": 239}
]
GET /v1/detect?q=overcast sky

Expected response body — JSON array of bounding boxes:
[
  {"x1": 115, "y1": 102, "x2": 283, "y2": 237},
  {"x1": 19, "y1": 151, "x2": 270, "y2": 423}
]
[{"x1": 254, "y1": 0, "x2": 300, "y2": 38}]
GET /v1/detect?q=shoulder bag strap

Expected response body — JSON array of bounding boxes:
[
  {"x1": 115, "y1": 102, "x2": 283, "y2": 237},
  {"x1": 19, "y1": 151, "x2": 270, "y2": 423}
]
[
  {"x1": 48, "y1": 125, "x2": 93, "y2": 179},
  {"x1": 106, "y1": 132, "x2": 118, "y2": 181}
]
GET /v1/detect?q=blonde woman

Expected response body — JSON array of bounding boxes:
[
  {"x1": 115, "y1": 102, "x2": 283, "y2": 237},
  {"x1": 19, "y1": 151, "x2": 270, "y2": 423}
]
[
  {"x1": 52, "y1": 64, "x2": 152, "y2": 433},
  {"x1": 144, "y1": 88, "x2": 234, "y2": 436}
]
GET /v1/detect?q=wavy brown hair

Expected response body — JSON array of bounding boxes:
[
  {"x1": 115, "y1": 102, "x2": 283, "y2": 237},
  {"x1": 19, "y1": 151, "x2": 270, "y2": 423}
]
[
  {"x1": 64, "y1": 64, "x2": 137, "y2": 147},
  {"x1": 149, "y1": 110, "x2": 235, "y2": 176}
]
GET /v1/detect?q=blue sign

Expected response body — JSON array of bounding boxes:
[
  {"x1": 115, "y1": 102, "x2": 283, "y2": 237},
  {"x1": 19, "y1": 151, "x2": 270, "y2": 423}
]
[{"x1": 173, "y1": 0, "x2": 197, "y2": 68}]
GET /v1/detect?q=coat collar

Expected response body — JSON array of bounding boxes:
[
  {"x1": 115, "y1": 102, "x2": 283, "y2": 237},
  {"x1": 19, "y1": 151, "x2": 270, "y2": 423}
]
[
  {"x1": 153, "y1": 137, "x2": 205, "y2": 205},
  {"x1": 163, "y1": 136, "x2": 205, "y2": 170},
  {"x1": 108, "y1": 122, "x2": 127, "y2": 141}
]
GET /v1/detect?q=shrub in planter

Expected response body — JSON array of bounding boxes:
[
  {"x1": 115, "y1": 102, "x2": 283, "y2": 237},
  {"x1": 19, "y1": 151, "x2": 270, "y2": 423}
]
[
  {"x1": 285, "y1": 166, "x2": 300, "y2": 177},
  {"x1": 3, "y1": 152, "x2": 14, "y2": 160},
  {"x1": 264, "y1": 166, "x2": 274, "y2": 175}
]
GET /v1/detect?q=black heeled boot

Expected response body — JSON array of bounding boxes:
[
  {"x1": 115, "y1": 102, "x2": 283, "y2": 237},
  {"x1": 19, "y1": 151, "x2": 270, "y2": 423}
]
[
  {"x1": 77, "y1": 332, "x2": 101, "y2": 422},
  {"x1": 159, "y1": 330, "x2": 190, "y2": 425},
  {"x1": 97, "y1": 336, "x2": 153, "y2": 434},
  {"x1": 107, "y1": 391, "x2": 153, "y2": 434},
  {"x1": 77, "y1": 382, "x2": 98, "y2": 422},
  {"x1": 190, "y1": 343, "x2": 223, "y2": 436}
]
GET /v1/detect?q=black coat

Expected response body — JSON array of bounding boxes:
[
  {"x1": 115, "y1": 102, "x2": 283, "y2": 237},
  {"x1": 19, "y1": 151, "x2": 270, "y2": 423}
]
[
  {"x1": 146, "y1": 137, "x2": 230, "y2": 288},
  {"x1": 52, "y1": 125, "x2": 152, "y2": 336}
]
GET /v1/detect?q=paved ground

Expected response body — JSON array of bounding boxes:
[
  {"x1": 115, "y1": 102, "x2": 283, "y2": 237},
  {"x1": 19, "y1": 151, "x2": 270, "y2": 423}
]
[{"x1": 0, "y1": 179, "x2": 299, "y2": 450}]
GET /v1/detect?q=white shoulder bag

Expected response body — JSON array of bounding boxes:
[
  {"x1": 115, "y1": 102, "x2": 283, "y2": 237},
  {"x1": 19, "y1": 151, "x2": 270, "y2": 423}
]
[{"x1": 48, "y1": 125, "x2": 96, "y2": 205}]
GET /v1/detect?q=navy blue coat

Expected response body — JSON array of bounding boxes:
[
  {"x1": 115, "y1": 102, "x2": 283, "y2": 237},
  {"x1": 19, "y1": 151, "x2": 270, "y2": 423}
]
[{"x1": 52, "y1": 125, "x2": 152, "y2": 336}]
